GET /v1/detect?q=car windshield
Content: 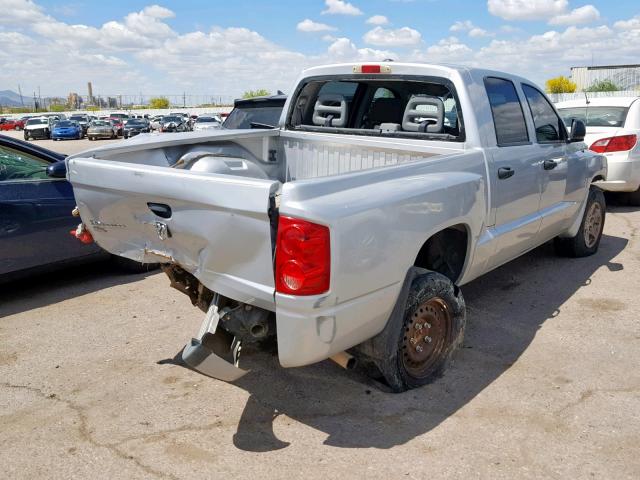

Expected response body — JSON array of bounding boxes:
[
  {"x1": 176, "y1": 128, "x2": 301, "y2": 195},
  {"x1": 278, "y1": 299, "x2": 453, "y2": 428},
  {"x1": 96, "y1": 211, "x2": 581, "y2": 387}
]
[
  {"x1": 69, "y1": 116, "x2": 86, "y2": 121},
  {"x1": 91, "y1": 121, "x2": 110, "y2": 127},
  {"x1": 127, "y1": 120, "x2": 145, "y2": 125},
  {"x1": 223, "y1": 106, "x2": 283, "y2": 129},
  {"x1": 196, "y1": 117, "x2": 218, "y2": 123},
  {"x1": 163, "y1": 116, "x2": 181, "y2": 122},
  {"x1": 558, "y1": 106, "x2": 630, "y2": 128},
  {"x1": 26, "y1": 118, "x2": 47, "y2": 125},
  {"x1": 55, "y1": 121, "x2": 74, "y2": 127}
]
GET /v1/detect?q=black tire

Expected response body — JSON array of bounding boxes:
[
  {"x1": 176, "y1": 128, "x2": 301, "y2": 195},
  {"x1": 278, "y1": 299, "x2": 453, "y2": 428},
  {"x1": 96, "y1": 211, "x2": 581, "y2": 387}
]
[
  {"x1": 375, "y1": 272, "x2": 466, "y2": 392},
  {"x1": 24, "y1": 133, "x2": 29, "y2": 140},
  {"x1": 111, "y1": 255, "x2": 160, "y2": 274},
  {"x1": 554, "y1": 186, "x2": 606, "y2": 257},
  {"x1": 626, "y1": 187, "x2": 640, "y2": 207}
]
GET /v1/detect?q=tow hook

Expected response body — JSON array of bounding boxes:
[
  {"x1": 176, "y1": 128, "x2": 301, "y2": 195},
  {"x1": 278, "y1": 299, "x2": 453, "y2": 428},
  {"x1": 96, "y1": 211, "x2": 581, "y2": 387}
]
[{"x1": 181, "y1": 298, "x2": 249, "y2": 382}]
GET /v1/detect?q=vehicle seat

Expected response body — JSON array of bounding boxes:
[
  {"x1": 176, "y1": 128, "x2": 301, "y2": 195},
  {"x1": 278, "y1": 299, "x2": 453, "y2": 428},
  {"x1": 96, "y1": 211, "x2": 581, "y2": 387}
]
[
  {"x1": 362, "y1": 98, "x2": 404, "y2": 129},
  {"x1": 312, "y1": 94, "x2": 348, "y2": 127},
  {"x1": 402, "y1": 95, "x2": 444, "y2": 133}
]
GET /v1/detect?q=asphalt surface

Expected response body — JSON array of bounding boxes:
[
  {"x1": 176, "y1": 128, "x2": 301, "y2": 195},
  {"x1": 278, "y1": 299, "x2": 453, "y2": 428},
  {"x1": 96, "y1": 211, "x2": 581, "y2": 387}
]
[
  {"x1": 1, "y1": 133, "x2": 639, "y2": 479},
  {"x1": 1, "y1": 129, "x2": 163, "y2": 155}
]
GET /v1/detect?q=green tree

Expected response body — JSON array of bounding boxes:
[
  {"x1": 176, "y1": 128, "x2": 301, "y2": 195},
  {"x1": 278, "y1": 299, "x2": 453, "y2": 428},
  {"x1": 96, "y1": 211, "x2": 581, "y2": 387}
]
[
  {"x1": 149, "y1": 96, "x2": 170, "y2": 109},
  {"x1": 242, "y1": 89, "x2": 271, "y2": 99},
  {"x1": 545, "y1": 76, "x2": 577, "y2": 94},
  {"x1": 585, "y1": 80, "x2": 619, "y2": 92}
]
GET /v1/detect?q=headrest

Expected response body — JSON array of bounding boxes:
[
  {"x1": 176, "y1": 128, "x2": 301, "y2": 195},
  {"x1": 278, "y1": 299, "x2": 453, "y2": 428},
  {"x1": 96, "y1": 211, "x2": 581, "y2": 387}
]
[
  {"x1": 312, "y1": 94, "x2": 348, "y2": 127},
  {"x1": 402, "y1": 95, "x2": 444, "y2": 133}
]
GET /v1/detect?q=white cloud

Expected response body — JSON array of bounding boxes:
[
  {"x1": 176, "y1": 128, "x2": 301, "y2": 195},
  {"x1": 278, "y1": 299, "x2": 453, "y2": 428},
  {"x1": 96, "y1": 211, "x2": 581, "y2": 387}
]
[
  {"x1": 614, "y1": 15, "x2": 640, "y2": 30},
  {"x1": 423, "y1": 36, "x2": 473, "y2": 60},
  {"x1": 322, "y1": 0, "x2": 363, "y2": 16},
  {"x1": 363, "y1": 26, "x2": 422, "y2": 46},
  {"x1": 366, "y1": 15, "x2": 389, "y2": 25},
  {"x1": 450, "y1": 20, "x2": 474, "y2": 32},
  {"x1": 296, "y1": 19, "x2": 336, "y2": 32},
  {"x1": 326, "y1": 37, "x2": 395, "y2": 60},
  {"x1": 450, "y1": 20, "x2": 493, "y2": 37},
  {"x1": 549, "y1": 5, "x2": 600, "y2": 25},
  {"x1": 488, "y1": 0, "x2": 568, "y2": 21}
]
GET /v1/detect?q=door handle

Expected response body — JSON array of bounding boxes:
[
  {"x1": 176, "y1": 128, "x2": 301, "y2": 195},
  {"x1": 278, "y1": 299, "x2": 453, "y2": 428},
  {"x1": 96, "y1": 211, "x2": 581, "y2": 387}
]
[
  {"x1": 543, "y1": 159, "x2": 558, "y2": 170},
  {"x1": 498, "y1": 167, "x2": 515, "y2": 179}
]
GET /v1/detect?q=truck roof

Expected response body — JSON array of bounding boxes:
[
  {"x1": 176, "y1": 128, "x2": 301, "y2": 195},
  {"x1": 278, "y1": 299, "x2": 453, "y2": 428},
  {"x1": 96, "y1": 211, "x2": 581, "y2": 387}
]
[{"x1": 298, "y1": 62, "x2": 538, "y2": 87}]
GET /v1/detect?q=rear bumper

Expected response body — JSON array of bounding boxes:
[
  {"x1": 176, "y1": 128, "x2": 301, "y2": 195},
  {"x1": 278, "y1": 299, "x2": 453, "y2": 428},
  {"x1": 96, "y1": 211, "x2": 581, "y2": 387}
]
[
  {"x1": 596, "y1": 153, "x2": 640, "y2": 192},
  {"x1": 275, "y1": 282, "x2": 402, "y2": 367}
]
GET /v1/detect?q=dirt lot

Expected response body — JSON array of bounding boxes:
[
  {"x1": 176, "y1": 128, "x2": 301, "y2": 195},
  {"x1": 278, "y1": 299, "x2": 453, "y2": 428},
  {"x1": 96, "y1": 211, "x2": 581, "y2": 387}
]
[{"x1": 1, "y1": 134, "x2": 639, "y2": 479}]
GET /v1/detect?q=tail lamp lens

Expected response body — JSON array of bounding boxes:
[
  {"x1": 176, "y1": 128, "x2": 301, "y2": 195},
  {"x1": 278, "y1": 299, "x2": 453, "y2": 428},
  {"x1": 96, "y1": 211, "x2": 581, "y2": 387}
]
[
  {"x1": 589, "y1": 134, "x2": 637, "y2": 153},
  {"x1": 275, "y1": 216, "x2": 330, "y2": 295}
]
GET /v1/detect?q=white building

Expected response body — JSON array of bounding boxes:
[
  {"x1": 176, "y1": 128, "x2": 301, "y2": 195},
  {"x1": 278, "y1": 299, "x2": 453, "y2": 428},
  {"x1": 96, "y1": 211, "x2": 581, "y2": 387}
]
[{"x1": 570, "y1": 64, "x2": 640, "y2": 91}]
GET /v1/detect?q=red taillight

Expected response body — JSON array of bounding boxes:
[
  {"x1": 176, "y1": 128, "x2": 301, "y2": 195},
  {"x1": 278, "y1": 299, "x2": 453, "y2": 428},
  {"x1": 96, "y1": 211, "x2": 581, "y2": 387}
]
[
  {"x1": 275, "y1": 216, "x2": 330, "y2": 295},
  {"x1": 353, "y1": 64, "x2": 392, "y2": 74},
  {"x1": 589, "y1": 134, "x2": 637, "y2": 153}
]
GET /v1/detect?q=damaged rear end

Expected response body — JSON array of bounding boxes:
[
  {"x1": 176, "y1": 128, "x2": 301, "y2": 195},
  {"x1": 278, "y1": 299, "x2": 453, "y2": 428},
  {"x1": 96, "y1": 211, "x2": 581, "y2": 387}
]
[{"x1": 67, "y1": 144, "x2": 281, "y2": 380}]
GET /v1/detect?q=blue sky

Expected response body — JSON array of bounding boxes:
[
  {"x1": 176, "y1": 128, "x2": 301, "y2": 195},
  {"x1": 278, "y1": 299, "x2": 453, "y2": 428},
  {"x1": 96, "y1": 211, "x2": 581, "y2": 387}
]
[{"x1": 2, "y1": 0, "x2": 640, "y2": 97}]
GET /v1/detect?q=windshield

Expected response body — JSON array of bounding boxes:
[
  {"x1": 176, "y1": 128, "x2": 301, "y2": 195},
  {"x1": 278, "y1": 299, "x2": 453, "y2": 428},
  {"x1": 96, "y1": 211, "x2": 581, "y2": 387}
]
[
  {"x1": 558, "y1": 106, "x2": 629, "y2": 128},
  {"x1": 127, "y1": 119, "x2": 145, "y2": 125},
  {"x1": 196, "y1": 117, "x2": 219, "y2": 123},
  {"x1": 69, "y1": 116, "x2": 87, "y2": 121},
  {"x1": 26, "y1": 118, "x2": 47, "y2": 125},
  {"x1": 55, "y1": 121, "x2": 74, "y2": 127},
  {"x1": 163, "y1": 116, "x2": 181, "y2": 122},
  {"x1": 91, "y1": 121, "x2": 110, "y2": 127},
  {"x1": 223, "y1": 106, "x2": 283, "y2": 129}
]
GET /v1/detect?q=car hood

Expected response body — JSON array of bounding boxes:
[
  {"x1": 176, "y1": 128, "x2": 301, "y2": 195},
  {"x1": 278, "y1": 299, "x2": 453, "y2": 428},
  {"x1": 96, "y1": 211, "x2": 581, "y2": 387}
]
[{"x1": 25, "y1": 124, "x2": 49, "y2": 129}]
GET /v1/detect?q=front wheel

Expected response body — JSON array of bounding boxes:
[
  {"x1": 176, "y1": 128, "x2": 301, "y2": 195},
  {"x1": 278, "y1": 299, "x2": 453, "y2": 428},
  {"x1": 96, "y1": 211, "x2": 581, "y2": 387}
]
[
  {"x1": 373, "y1": 272, "x2": 466, "y2": 392},
  {"x1": 24, "y1": 133, "x2": 29, "y2": 140},
  {"x1": 555, "y1": 186, "x2": 606, "y2": 257}
]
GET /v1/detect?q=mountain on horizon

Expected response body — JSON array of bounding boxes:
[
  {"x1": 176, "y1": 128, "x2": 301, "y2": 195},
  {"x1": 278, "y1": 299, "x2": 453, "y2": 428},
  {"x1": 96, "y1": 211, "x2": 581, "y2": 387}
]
[{"x1": 0, "y1": 89, "x2": 33, "y2": 107}]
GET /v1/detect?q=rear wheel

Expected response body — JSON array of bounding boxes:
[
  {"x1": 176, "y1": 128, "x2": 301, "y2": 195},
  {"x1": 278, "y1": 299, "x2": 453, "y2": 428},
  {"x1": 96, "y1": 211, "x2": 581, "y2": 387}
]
[
  {"x1": 555, "y1": 186, "x2": 605, "y2": 257},
  {"x1": 374, "y1": 272, "x2": 466, "y2": 392},
  {"x1": 24, "y1": 132, "x2": 29, "y2": 140}
]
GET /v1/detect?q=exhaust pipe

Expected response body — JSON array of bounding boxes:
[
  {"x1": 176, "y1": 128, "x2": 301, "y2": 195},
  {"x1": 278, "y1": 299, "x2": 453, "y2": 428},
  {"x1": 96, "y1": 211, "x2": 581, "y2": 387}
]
[{"x1": 330, "y1": 351, "x2": 356, "y2": 370}]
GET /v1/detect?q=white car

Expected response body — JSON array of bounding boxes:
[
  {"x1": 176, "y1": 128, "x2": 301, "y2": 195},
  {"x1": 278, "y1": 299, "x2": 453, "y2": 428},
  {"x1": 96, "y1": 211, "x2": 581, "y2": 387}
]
[
  {"x1": 557, "y1": 97, "x2": 640, "y2": 204},
  {"x1": 192, "y1": 115, "x2": 222, "y2": 131}
]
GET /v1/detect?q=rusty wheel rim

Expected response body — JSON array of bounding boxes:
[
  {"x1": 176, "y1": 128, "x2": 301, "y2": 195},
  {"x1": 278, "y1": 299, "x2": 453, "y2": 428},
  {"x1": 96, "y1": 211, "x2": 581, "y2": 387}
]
[
  {"x1": 584, "y1": 202, "x2": 603, "y2": 249},
  {"x1": 402, "y1": 297, "x2": 451, "y2": 378}
]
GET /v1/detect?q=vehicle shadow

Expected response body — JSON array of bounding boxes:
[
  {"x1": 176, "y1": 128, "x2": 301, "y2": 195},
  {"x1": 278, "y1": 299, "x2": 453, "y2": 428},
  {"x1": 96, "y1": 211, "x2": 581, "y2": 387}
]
[
  {"x1": 224, "y1": 234, "x2": 627, "y2": 451},
  {"x1": 0, "y1": 260, "x2": 157, "y2": 318}
]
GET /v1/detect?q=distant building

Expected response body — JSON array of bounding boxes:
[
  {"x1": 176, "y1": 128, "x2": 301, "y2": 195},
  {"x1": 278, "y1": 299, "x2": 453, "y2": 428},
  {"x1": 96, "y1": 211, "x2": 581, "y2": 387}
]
[
  {"x1": 570, "y1": 64, "x2": 640, "y2": 91},
  {"x1": 67, "y1": 92, "x2": 81, "y2": 109},
  {"x1": 87, "y1": 81, "x2": 94, "y2": 104}
]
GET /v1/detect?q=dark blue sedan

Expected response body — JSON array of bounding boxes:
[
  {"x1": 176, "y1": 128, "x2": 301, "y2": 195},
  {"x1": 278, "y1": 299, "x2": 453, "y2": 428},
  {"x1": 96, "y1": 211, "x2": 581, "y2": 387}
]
[
  {"x1": 0, "y1": 135, "x2": 154, "y2": 279},
  {"x1": 52, "y1": 120, "x2": 83, "y2": 140}
]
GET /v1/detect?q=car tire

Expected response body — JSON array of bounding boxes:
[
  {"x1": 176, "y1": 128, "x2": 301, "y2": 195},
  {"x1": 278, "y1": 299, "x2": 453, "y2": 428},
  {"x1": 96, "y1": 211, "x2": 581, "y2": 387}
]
[
  {"x1": 626, "y1": 187, "x2": 640, "y2": 206},
  {"x1": 371, "y1": 271, "x2": 466, "y2": 392},
  {"x1": 111, "y1": 255, "x2": 160, "y2": 274},
  {"x1": 24, "y1": 133, "x2": 29, "y2": 140},
  {"x1": 554, "y1": 186, "x2": 606, "y2": 258}
]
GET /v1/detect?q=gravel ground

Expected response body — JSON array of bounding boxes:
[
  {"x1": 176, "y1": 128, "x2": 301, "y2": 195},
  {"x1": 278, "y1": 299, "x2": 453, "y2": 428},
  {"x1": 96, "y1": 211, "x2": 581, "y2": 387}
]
[{"x1": 1, "y1": 133, "x2": 639, "y2": 479}]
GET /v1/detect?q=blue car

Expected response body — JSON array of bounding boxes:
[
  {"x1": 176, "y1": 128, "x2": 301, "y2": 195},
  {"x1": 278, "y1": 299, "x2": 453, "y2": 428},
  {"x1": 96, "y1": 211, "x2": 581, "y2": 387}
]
[
  {"x1": 0, "y1": 135, "x2": 154, "y2": 279},
  {"x1": 51, "y1": 120, "x2": 83, "y2": 140}
]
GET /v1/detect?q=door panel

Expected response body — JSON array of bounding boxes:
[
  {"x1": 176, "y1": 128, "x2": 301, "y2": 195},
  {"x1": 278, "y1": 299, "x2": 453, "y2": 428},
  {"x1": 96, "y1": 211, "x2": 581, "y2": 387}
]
[{"x1": 0, "y1": 180, "x2": 100, "y2": 275}]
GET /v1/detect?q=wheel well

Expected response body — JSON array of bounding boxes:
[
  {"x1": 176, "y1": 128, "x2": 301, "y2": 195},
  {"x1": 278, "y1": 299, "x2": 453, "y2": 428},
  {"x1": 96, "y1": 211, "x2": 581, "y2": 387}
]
[
  {"x1": 414, "y1": 225, "x2": 468, "y2": 283},
  {"x1": 592, "y1": 175, "x2": 605, "y2": 183}
]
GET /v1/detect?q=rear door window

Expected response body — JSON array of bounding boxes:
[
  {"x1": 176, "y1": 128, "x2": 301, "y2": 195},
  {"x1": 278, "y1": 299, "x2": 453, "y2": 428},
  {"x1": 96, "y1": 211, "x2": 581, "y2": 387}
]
[
  {"x1": 522, "y1": 84, "x2": 566, "y2": 143},
  {"x1": 484, "y1": 77, "x2": 529, "y2": 146}
]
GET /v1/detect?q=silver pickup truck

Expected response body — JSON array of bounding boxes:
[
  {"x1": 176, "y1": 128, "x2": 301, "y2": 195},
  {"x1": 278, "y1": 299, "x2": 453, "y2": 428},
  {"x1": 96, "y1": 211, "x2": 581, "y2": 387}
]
[{"x1": 67, "y1": 63, "x2": 606, "y2": 392}]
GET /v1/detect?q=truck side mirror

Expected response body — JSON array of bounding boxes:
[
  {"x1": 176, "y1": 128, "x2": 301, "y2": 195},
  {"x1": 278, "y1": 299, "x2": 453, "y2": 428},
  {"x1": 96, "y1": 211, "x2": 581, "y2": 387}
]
[
  {"x1": 569, "y1": 119, "x2": 586, "y2": 143},
  {"x1": 46, "y1": 160, "x2": 67, "y2": 178}
]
